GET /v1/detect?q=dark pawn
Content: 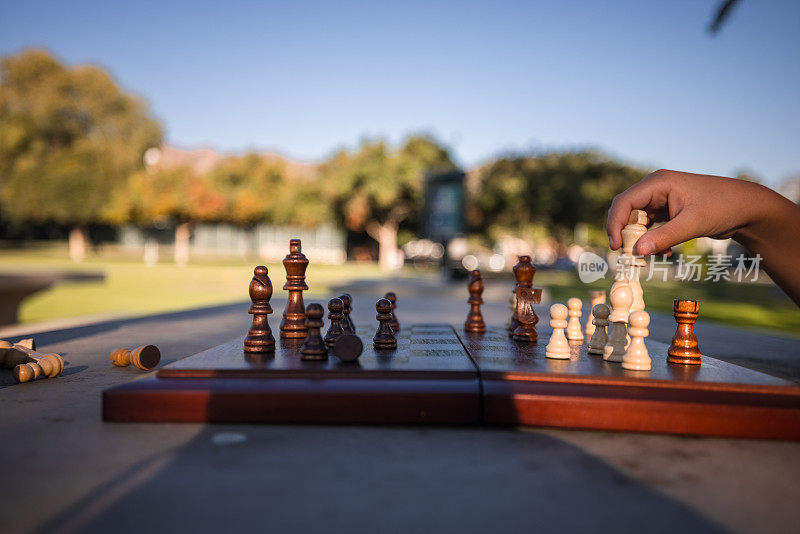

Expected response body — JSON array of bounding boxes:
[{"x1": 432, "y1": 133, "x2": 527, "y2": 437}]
[
  {"x1": 301, "y1": 303, "x2": 328, "y2": 360},
  {"x1": 339, "y1": 293, "x2": 356, "y2": 334},
  {"x1": 373, "y1": 298, "x2": 397, "y2": 349},
  {"x1": 385, "y1": 292, "x2": 400, "y2": 332},
  {"x1": 464, "y1": 270, "x2": 486, "y2": 333},
  {"x1": 668, "y1": 299, "x2": 702, "y2": 365},
  {"x1": 324, "y1": 298, "x2": 345, "y2": 348},
  {"x1": 244, "y1": 265, "x2": 275, "y2": 353},
  {"x1": 333, "y1": 334, "x2": 364, "y2": 362}
]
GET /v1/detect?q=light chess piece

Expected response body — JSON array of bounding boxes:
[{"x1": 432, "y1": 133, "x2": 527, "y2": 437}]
[
  {"x1": 566, "y1": 297, "x2": 584, "y2": 341},
  {"x1": 604, "y1": 284, "x2": 633, "y2": 362},
  {"x1": 301, "y1": 303, "x2": 328, "y2": 360},
  {"x1": 244, "y1": 265, "x2": 275, "y2": 353},
  {"x1": 545, "y1": 304, "x2": 571, "y2": 359},
  {"x1": 668, "y1": 299, "x2": 702, "y2": 365},
  {"x1": 373, "y1": 298, "x2": 397, "y2": 349},
  {"x1": 110, "y1": 345, "x2": 161, "y2": 370},
  {"x1": 280, "y1": 239, "x2": 309, "y2": 339},
  {"x1": 622, "y1": 310, "x2": 651, "y2": 371},
  {"x1": 385, "y1": 292, "x2": 400, "y2": 332},
  {"x1": 464, "y1": 270, "x2": 486, "y2": 333},
  {"x1": 587, "y1": 303, "x2": 610, "y2": 355},
  {"x1": 584, "y1": 290, "x2": 606, "y2": 337},
  {"x1": 14, "y1": 353, "x2": 64, "y2": 383},
  {"x1": 324, "y1": 298, "x2": 345, "y2": 348},
  {"x1": 621, "y1": 210, "x2": 648, "y2": 313}
]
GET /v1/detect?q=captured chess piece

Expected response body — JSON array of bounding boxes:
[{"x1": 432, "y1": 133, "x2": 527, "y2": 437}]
[
  {"x1": 385, "y1": 292, "x2": 400, "y2": 332},
  {"x1": 339, "y1": 293, "x2": 356, "y2": 334},
  {"x1": 668, "y1": 299, "x2": 702, "y2": 365},
  {"x1": 324, "y1": 298, "x2": 345, "y2": 348},
  {"x1": 584, "y1": 290, "x2": 606, "y2": 337},
  {"x1": 545, "y1": 304, "x2": 570, "y2": 359},
  {"x1": 280, "y1": 239, "x2": 309, "y2": 339},
  {"x1": 110, "y1": 345, "x2": 161, "y2": 370},
  {"x1": 464, "y1": 270, "x2": 486, "y2": 333},
  {"x1": 604, "y1": 283, "x2": 633, "y2": 362},
  {"x1": 622, "y1": 310, "x2": 651, "y2": 371},
  {"x1": 566, "y1": 297, "x2": 584, "y2": 341},
  {"x1": 301, "y1": 303, "x2": 328, "y2": 360},
  {"x1": 333, "y1": 334, "x2": 364, "y2": 363},
  {"x1": 511, "y1": 256, "x2": 542, "y2": 341},
  {"x1": 587, "y1": 303, "x2": 610, "y2": 355},
  {"x1": 8, "y1": 342, "x2": 64, "y2": 383},
  {"x1": 244, "y1": 265, "x2": 275, "y2": 353},
  {"x1": 373, "y1": 298, "x2": 397, "y2": 349}
]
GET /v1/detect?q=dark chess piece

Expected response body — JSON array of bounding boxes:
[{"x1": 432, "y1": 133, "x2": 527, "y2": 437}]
[
  {"x1": 280, "y1": 239, "x2": 309, "y2": 339},
  {"x1": 668, "y1": 299, "x2": 701, "y2": 365},
  {"x1": 244, "y1": 265, "x2": 276, "y2": 353},
  {"x1": 301, "y1": 303, "x2": 328, "y2": 360},
  {"x1": 508, "y1": 255, "x2": 536, "y2": 337},
  {"x1": 464, "y1": 270, "x2": 486, "y2": 333},
  {"x1": 333, "y1": 334, "x2": 364, "y2": 362},
  {"x1": 373, "y1": 298, "x2": 397, "y2": 349},
  {"x1": 511, "y1": 257, "x2": 542, "y2": 342},
  {"x1": 385, "y1": 292, "x2": 400, "y2": 332},
  {"x1": 324, "y1": 298, "x2": 345, "y2": 348},
  {"x1": 339, "y1": 293, "x2": 355, "y2": 334}
]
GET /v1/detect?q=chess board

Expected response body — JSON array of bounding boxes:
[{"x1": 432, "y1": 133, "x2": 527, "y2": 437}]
[{"x1": 103, "y1": 323, "x2": 800, "y2": 440}]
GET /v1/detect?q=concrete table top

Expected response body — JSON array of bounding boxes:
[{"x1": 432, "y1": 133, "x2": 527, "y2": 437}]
[{"x1": 1, "y1": 294, "x2": 799, "y2": 534}]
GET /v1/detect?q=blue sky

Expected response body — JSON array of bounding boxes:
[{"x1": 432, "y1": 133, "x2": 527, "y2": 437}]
[{"x1": 1, "y1": 0, "x2": 798, "y2": 186}]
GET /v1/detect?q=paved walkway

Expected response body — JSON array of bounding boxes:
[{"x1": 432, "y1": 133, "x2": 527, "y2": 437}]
[{"x1": 1, "y1": 284, "x2": 799, "y2": 534}]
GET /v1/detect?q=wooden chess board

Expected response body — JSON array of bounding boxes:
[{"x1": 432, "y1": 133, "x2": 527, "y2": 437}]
[{"x1": 103, "y1": 324, "x2": 800, "y2": 440}]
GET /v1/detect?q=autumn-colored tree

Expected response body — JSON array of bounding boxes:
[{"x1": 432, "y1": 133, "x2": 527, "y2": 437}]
[
  {"x1": 469, "y1": 151, "x2": 645, "y2": 245},
  {"x1": 0, "y1": 49, "x2": 162, "y2": 260},
  {"x1": 321, "y1": 134, "x2": 455, "y2": 269}
]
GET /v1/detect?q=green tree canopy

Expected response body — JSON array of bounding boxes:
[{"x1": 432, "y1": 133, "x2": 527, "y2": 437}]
[{"x1": 0, "y1": 49, "x2": 162, "y2": 256}]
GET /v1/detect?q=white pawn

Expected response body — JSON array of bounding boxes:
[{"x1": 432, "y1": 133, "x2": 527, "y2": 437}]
[
  {"x1": 604, "y1": 284, "x2": 633, "y2": 362},
  {"x1": 545, "y1": 304, "x2": 570, "y2": 359},
  {"x1": 587, "y1": 303, "x2": 610, "y2": 355},
  {"x1": 622, "y1": 310, "x2": 651, "y2": 371},
  {"x1": 565, "y1": 298, "x2": 584, "y2": 341}
]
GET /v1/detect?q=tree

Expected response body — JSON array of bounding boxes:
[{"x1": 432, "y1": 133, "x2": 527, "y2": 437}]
[
  {"x1": 321, "y1": 134, "x2": 456, "y2": 269},
  {"x1": 0, "y1": 49, "x2": 162, "y2": 260},
  {"x1": 469, "y1": 151, "x2": 645, "y2": 245}
]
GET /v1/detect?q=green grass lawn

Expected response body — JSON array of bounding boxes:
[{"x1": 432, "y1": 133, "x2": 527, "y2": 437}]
[{"x1": 1, "y1": 245, "x2": 799, "y2": 336}]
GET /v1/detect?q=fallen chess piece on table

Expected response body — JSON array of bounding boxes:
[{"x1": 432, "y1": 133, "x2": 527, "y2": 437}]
[
  {"x1": 0, "y1": 339, "x2": 64, "y2": 383},
  {"x1": 110, "y1": 345, "x2": 161, "y2": 370}
]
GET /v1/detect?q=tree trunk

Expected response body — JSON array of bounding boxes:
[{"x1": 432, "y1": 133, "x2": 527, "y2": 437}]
[
  {"x1": 368, "y1": 221, "x2": 401, "y2": 271},
  {"x1": 68, "y1": 226, "x2": 88, "y2": 262},
  {"x1": 174, "y1": 222, "x2": 192, "y2": 267}
]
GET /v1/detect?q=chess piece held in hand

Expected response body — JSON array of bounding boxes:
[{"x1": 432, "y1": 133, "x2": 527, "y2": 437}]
[
  {"x1": 604, "y1": 284, "x2": 633, "y2": 362},
  {"x1": 244, "y1": 265, "x2": 275, "y2": 353},
  {"x1": 301, "y1": 303, "x2": 328, "y2": 360},
  {"x1": 668, "y1": 299, "x2": 702, "y2": 365},
  {"x1": 464, "y1": 270, "x2": 486, "y2": 333},
  {"x1": 566, "y1": 298, "x2": 584, "y2": 341},
  {"x1": 110, "y1": 345, "x2": 161, "y2": 370},
  {"x1": 587, "y1": 303, "x2": 610, "y2": 355},
  {"x1": 280, "y1": 239, "x2": 309, "y2": 339},
  {"x1": 545, "y1": 304, "x2": 571, "y2": 360},
  {"x1": 373, "y1": 298, "x2": 397, "y2": 349},
  {"x1": 622, "y1": 310, "x2": 651, "y2": 371}
]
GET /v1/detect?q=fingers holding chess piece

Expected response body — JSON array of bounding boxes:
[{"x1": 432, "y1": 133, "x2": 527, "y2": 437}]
[
  {"x1": 385, "y1": 292, "x2": 400, "y2": 332},
  {"x1": 622, "y1": 310, "x2": 651, "y2": 371},
  {"x1": 301, "y1": 303, "x2": 328, "y2": 360},
  {"x1": 587, "y1": 303, "x2": 610, "y2": 355},
  {"x1": 110, "y1": 345, "x2": 161, "y2": 370},
  {"x1": 545, "y1": 304, "x2": 571, "y2": 360},
  {"x1": 566, "y1": 298, "x2": 584, "y2": 341},
  {"x1": 324, "y1": 298, "x2": 345, "y2": 348},
  {"x1": 668, "y1": 299, "x2": 702, "y2": 365},
  {"x1": 244, "y1": 265, "x2": 275, "y2": 353},
  {"x1": 604, "y1": 283, "x2": 633, "y2": 362},
  {"x1": 464, "y1": 270, "x2": 486, "y2": 333},
  {"x1": 373, "y1": 298, "x2": 397, "y2": 349}
]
